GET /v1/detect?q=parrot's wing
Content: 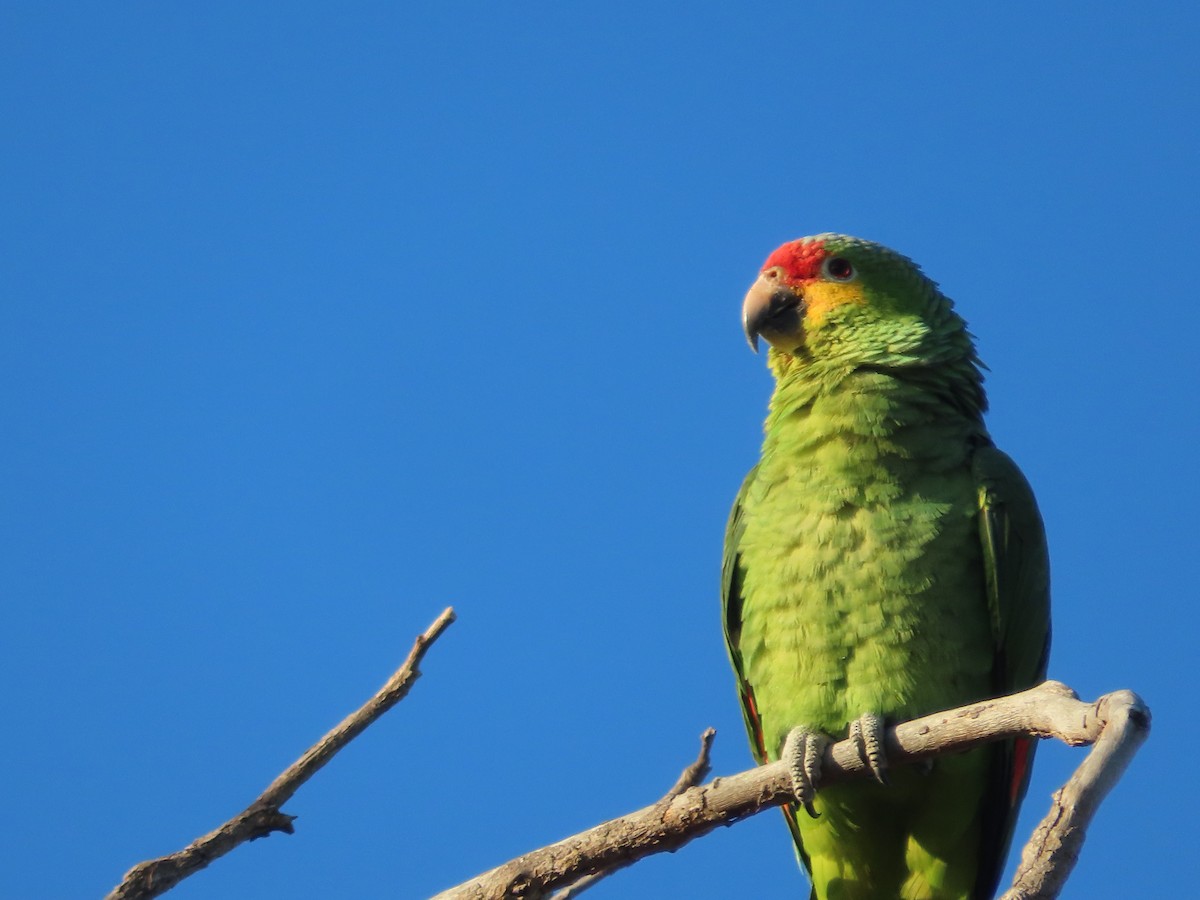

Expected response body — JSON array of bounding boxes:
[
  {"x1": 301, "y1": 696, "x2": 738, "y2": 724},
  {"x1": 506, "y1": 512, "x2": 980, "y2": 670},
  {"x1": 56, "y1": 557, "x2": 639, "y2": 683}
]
[
  {"x1": 972, "y1": 444, "x2": 1052, "y2": 897},
  {"x1": 721, "y1": 464, "x2": 768, "y2": 765},
  {"x1": 721, "y1": 466, "x2": 816, "y2": 890}
]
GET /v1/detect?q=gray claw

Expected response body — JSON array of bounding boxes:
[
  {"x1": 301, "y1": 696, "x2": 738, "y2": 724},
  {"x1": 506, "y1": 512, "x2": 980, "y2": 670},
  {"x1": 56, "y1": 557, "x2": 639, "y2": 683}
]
[
  {"x1": 781, "y1": 727, "x2": 830, "y2": 818},
  {"x1": 849, "y1": 712, "x2": 889, "y2": 785}
]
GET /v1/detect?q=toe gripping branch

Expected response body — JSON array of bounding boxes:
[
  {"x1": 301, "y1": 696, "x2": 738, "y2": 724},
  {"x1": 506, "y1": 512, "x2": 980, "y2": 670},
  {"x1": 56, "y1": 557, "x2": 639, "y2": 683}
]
[
  {"x1": 782, "y1": 728, "x2": 830, "y2": 818},
  {"x1": 783, "y1": 713, "x2": 890, "y2": 818},
  {"x1": 850, "y1": 712, "x2": 889, "y2": 785}
]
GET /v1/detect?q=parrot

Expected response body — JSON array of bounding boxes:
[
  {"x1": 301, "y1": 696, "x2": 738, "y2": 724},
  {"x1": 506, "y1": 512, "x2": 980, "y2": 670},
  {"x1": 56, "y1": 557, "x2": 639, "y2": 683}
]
[{"x1": 721, "y1": 234, "x2": 1050, "y2": 900}]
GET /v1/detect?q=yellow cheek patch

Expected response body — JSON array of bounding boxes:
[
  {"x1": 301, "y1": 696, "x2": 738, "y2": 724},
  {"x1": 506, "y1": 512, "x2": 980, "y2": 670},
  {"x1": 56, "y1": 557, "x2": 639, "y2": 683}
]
[{"x1": 803, "y1": 281, "x2": 867, "y2": 325}]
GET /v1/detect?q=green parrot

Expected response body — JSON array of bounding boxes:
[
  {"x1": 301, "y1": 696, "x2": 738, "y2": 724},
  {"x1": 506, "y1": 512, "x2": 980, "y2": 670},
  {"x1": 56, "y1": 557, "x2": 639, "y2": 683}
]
[{"x1": 722, "y1": 234, "x2": 1050, "y2": 900}]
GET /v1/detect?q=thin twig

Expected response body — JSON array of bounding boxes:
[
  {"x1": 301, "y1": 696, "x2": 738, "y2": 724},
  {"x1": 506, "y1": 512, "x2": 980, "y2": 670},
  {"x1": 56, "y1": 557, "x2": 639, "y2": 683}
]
[
  {"x1": 665, "y1": 727, "x2": 717, "y2": 799},
  {"x1": 551, "y1": 727, "x2": 718, "y2": 900},
  {"x1": 433, "y1": 681, "x2": 1149, "y2": 900},
  {"x1": 106, "y1": 606, "x2": 457, "y2": 900}
]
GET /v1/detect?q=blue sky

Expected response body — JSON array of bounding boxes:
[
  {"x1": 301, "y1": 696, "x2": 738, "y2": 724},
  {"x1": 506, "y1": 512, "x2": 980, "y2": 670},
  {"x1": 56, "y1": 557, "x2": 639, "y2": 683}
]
[{"x1": 2, "y1": 3, "x2": 1196, "y2": 897}]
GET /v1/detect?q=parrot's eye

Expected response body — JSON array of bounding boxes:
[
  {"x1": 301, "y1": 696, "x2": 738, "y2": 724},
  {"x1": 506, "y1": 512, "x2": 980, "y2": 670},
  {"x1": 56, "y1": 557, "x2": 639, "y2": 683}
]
[{"x1": 823, "y1": 257, "x2": 855, "y2": 282}]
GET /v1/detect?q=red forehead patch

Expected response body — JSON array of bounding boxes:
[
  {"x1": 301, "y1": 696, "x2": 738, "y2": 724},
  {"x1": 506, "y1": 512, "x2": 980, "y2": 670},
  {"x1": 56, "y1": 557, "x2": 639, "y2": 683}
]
[{"x1": 762, "y1": 239, "x2": 827, "y2": 283}]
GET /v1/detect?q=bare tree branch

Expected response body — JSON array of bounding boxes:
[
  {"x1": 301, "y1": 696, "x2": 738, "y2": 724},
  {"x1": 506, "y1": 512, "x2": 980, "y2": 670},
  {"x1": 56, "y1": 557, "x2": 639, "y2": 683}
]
[
  {"x1": 106, "y1": 606, "x2": 457, "y2": 900},
  {"x1": 1001, "y1": 688, "x2": 1150, "y2": 899},
  {"x1": 433, "y1": 681, "x2": 1149, "y2": 900},
  {"x1": 550, "y1": 727, "x2": 717, "y2": 900}
]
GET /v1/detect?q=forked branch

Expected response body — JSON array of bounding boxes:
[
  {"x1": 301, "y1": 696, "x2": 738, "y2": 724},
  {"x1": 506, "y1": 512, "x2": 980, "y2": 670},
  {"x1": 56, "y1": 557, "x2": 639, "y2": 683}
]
[
  {"x1": 549, "y1": 727, "x2": 717, "y2": 900},
  {"x1": 434, "y1": 681, "x2": 1149, "y2": 900}
]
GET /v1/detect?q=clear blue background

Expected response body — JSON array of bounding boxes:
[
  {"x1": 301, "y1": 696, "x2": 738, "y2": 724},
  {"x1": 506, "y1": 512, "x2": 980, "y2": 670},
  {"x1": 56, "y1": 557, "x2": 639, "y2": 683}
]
[{"x1": 2, "y1": 3, "x2": 1195, "y2": 897}]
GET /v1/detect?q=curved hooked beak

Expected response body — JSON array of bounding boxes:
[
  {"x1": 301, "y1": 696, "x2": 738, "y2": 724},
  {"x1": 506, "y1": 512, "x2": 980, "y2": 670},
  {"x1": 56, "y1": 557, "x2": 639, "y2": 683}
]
[{"x1": 742, "y1": 269, "x2": 804, "y2": 353}]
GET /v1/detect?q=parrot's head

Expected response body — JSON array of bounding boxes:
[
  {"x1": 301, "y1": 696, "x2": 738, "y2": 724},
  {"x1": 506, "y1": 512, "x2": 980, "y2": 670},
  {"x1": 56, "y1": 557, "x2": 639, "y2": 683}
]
[{"x1": 742, "y1": 234, "x2": 976, "y2": 378}]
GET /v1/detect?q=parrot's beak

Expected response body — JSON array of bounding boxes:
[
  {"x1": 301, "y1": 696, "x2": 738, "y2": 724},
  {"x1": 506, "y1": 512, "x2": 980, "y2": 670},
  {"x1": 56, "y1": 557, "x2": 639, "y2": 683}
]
[{"x1": 743, "y1": 268, "x2": 804, "y2": 353}]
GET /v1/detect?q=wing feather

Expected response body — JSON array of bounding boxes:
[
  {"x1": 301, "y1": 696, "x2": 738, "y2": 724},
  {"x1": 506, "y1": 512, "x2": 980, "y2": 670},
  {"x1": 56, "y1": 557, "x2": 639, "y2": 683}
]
[{"x1": 972, "y1": 445, "x2": 1052, "y2": 898}]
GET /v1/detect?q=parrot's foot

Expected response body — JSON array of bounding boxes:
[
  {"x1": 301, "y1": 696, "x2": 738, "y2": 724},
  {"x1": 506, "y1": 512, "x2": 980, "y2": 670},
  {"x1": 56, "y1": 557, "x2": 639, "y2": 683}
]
[
  {"x1": 781, "y1": 727, "x2": 829, "y2": 818},
  {"x1": 849, "y1": 711, "x2": 889, "y2": 785}
]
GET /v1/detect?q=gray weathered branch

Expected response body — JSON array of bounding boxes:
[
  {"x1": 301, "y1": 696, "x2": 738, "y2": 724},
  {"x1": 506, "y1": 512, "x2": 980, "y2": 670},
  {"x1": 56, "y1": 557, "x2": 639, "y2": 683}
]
[
  {"x1": 549, "y1": 727, "x2": 717, "y2": 900},
  {"x1": 999, "y1": 688, "x2": 1149, "y2": 899},
  {"x1": 433, "y1": 681, "x2": 1149, "y2": 900},
  {"x1": 105, "y1": 606, "x2": 457, "y2": 900}
]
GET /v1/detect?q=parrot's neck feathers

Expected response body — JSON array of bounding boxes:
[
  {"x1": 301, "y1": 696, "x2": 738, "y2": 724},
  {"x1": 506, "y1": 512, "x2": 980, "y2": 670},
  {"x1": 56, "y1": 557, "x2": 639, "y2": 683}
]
[
  {"x1": 763, "y1": 284, "x2": 986, "y2": 438},
  {"x1": 764, "y1": 348, "x2": 986, "y2": 442}
]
